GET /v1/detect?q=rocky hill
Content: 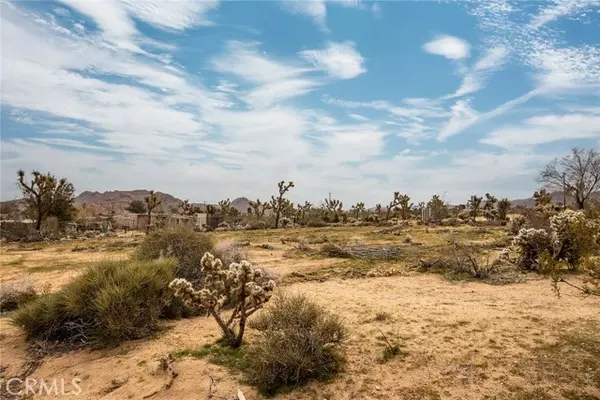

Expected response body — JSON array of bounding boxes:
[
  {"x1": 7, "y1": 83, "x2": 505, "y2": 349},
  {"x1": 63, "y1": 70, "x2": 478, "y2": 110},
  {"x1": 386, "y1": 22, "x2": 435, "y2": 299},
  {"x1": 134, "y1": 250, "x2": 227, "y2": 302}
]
[{"x1": 74, "y1": 190, "x2": 183, "y2": 214}]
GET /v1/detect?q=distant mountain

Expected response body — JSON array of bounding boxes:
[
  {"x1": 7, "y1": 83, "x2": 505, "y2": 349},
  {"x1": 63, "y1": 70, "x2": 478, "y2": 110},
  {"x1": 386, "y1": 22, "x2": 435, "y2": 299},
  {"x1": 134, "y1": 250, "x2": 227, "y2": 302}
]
[
  {"x1": 74, "y1": 190, "x2": 183, "y2": 214},
  {"x1": 511, "y1": 191, "x2": 599, "y2": 208}
]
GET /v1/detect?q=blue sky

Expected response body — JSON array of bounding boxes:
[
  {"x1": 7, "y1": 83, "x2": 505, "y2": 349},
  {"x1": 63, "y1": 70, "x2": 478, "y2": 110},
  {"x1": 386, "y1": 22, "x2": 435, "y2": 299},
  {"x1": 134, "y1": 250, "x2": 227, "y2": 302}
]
[{"x1": 1, "y1": 0, "x2": 599, "y2": 205}]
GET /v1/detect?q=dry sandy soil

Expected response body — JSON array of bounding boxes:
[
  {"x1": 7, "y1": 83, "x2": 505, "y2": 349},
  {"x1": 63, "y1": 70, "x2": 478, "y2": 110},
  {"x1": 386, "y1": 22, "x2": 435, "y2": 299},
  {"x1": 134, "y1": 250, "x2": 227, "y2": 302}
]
[{"x1": 1, "y1": 225, "x2": 599, "y2": 400}]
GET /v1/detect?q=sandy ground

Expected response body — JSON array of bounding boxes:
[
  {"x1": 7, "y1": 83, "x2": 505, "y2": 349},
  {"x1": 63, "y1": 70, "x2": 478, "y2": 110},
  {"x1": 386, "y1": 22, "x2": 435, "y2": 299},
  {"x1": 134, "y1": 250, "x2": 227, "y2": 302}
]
[{"x1": 1, "y1": 226, "x2": 599, "y2": 400}]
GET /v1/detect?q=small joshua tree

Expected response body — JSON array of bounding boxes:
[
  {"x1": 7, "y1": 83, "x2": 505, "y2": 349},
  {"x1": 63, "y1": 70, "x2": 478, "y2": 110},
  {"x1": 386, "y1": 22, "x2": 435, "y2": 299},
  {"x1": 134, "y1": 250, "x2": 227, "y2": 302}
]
[
  {"x1": 180, "y1": 199, "x2": 201, "y2": 216},
  {"x1": 350, "y1": 202, "x2": 366, "y2": 219},
  {"x1": 497, "y1": 198, "x2": 511, "y2": 221},
  {"x1": 533, "y1": 189, "x2": 553, "y2": 208},
  {"x1": 218, "y1": 199, "x2": 231, "y2": 217},
  {"x1": 295, "y1": 201, "x2": 312, "y2": 223},
  {"x1": 249, "y1": 199, "x2": 272, "y2": 220},
  {"x1": 427, "y1": 195, "x2": 447, "y2": 221},
  {"x1": 170, "y1": 252, "x2": 276, "y2": 348},
  {"x1": 467, "y1": 195, "x2": 483, "y2": 219},
  {"x1": 270, "y1": 181, "x2": 294, "y2": 228},
  {"x1": 324, "y1": 198, "x2": 343, "y2": 222},
  {"x1": 144, "y1": 190, "x2": 162, "y2": 234},
  {"x1": 398, "y1": 195, "x2": 412, "y2": 220},
  {"x1": 385, "y1": 192, "x2": 404, "y2": 221}
]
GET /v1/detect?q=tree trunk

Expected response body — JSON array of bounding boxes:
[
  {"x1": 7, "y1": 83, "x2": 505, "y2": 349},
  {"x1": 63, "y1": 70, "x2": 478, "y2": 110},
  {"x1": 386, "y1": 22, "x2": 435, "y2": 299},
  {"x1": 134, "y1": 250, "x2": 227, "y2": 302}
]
[
  {"x1": 35, "y1": 212, "x2": 43, "y2": 231},
  {"x1": 275, "y1": 210, "x2": 280, "y2": 228},
  {"x1": 576, "y1": 197, "x2": 585, "y2": 210},
  {"x1": 146, "y1": 211, "x2": 151, "y2": 234}
]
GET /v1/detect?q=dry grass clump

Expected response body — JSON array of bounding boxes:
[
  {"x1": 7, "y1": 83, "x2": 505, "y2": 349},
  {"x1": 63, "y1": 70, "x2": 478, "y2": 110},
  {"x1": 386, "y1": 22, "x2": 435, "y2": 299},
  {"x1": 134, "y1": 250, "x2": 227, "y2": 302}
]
[
  {"x1": 321, "y1": 243, "x2": 401, "y2": 260},
  {"x1": 246, "y1": 295, "x2": 348, "y2": 395},
  {"x1": 0, "y1": 280, "x2": 38, "y2": 312},
  {"x1": 212, "y1": 240, "x2": 249, "y2": 268},
  {"x1": 133, "y1": 229, "x2": 213, "y2": 284},
  {"x1": 12, "y1": 259, "x2": 180, "y2": 347}
]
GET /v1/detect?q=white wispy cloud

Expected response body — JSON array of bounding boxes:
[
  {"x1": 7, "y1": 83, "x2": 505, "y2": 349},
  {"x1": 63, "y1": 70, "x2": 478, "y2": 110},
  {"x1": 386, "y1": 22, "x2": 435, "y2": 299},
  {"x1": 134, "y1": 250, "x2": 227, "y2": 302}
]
[
  {"x1": 280, "y1": 0, "x2": 372, "y2": 31},
  {"x1": 299, "y1": 41, "x2": 366, "y2": 79},
  {"x1": 481, "y1": 113, "x2": 600, "y2": 148},
  {"x1": 437, "y1": 100, "x2": 479, "y2": 141},
  {"x1": 448, "y1": 46, "x2": 508, "y2": 98},
  {"x1": 529, "y1": 0, "x2": 598, "y2": 30},
  {"x1": 423, "y1": 35, "x2": 471, "y2": 60}
]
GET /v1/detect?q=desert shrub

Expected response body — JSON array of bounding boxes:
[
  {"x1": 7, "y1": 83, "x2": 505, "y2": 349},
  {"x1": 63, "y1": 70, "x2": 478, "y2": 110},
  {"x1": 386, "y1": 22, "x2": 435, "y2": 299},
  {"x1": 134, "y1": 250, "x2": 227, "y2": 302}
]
[
  {"x1": 0, "y1": 280, "x2": 38, "y2": 312},
  {"x1": 441, "y1": 217, "x2": 460, "y2": 227},
  {"x1": 246, "y1": 295, "x2": 348, "y2": 395},
  {"x1": 512, "y1": 228, "x2": 553, "y2": 270},
  {"x1": 170, "y1": 252, "x2": 276, "y2": 348},
  {"x1": 550, "y1": 210, "x2": 598, "y2": 269},
  {"x1": 306, "y1": 219, "x2": 327, "y2": 228},
  {"x1": 212, "y1": 240, "x2": 249, "y2": 268},
  {"x1": 217, "y1": 221, "x2": 231, "y2": 229},
  {"x1": 13, "y1": 259, "x2": 178, "y2": 346},
  {"x1": 244, "y1": 220, "x2": 268, "y2": 230},
  {"x1": 133, "y1": 229, "x2": 213, "y2": 284},
  {"x1": 279, "y1": 217, "x2": 293, "y2": 227},
  {"x1": 508, "y1": 215, "x2": 527, "y2": 235}
]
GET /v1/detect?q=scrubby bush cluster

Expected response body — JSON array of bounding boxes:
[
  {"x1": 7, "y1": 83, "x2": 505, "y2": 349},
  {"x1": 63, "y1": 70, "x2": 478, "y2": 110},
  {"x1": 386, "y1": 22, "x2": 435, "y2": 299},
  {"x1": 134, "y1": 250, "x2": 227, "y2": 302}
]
[
  {"x1": 550, "y1": 209, "x2": 598, "y2": 268},
  {"x1": 170, "y1": 252, "x2": 276, "y2": 348},
  {"x1": 246, "y1": 295, "x2": 348, "y2": 394},
  {"x1": 133, "y1": 229, "x2": 213, "y2": 284},
  {"x1": 13, "y1": 259, "x2": 180, "y2": 346},
  {"x1": 511, "y1": 210, "x2": 598, "y2": 271}
]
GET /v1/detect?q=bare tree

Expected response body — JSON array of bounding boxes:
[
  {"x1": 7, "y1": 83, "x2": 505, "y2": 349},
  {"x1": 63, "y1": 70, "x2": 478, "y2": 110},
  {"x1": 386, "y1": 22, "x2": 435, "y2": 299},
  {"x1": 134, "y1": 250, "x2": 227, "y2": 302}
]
[
  {"x1": 539, "y1": 148, "x2": 600, "y2": 209},
  {"x1": 17, "y1": 170, "x2": 75, "y2": 230}
]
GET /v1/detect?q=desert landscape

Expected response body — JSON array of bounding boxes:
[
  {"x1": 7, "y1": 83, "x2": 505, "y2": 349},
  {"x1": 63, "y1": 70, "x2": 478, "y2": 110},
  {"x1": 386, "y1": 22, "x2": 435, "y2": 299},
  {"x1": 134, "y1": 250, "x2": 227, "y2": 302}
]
[
  {"x1": 1, "y1": 214, "x2": 599, "y2": 399},
  {"x1": 1, "y1": 1, "x2": 600, "y2": 398}
]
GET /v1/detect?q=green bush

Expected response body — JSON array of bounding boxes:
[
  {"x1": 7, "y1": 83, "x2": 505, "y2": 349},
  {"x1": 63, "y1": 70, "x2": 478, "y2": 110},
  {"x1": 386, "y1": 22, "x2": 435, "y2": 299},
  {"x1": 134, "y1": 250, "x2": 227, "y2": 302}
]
[
  {"x1": 246, "y1": 295, "x2": 348, "y2": 395},
  {"x1": 12, "y1": 259, "x2": 179, "y2": 347},
  {"x1": 133, "y1": 229, "x2": 214, "y2": 284}
]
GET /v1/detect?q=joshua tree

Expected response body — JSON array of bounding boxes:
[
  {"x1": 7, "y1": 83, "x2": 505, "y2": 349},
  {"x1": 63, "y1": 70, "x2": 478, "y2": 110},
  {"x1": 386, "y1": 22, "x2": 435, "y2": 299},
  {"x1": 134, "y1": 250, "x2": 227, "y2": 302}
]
[
  {"x1": 17, "y1": 170, "x2": 76, "y2": 231},
  {"x1": 270, "y1": 181, "x2": 294, "y2": 228},
  {"x1": 249, "y1": 199, "x2": 272, "y2": 220},
  {"x1": 385, "y1": 192, "x2": 405, "y2": 221},
  {"x1": 296, "y1": 201, "x2": 312, "y2": 223},
  {"x1": 375, "y1": 204, "x2": 382, "y2": 217},
  {"x1": 218, "y1": 199, "x2": 231, "y2": 216},
  {"x1": 180, "y1": 199, "x2": 201, "y2": 216},
  {"x1": 467, "y1": 195, "x2": 483, "y2": 218},
  {"x1": 539, "y1": 148, "x2": 600, "y2": 209},
  {"x1": 398, "y1": 194, "x2": 413, "y2": 220},
  {"x1": 533, "y1": 189, "x2": 553, "y2": 207},
  {"x1": 483, "y1": 193, "x2": 497, "y2": 212},
  {"x1": 144, "y1": 190, "x2": 162, "y2": 233},
  {"x1": 428, "y1": 195, "x2": 447, "y2": 221},
  {"x1": 170, "y1": 252, "x2": 276, "y2": 348},
  {"x1": 324, "y1": 198, "x2": 343, "y2": 221},
  {"x1": 350, "y1": 202, "x2": 366, "y2": 219},
  {"x1": 497, "y1": 198, "x2": 511, "y2": 221}
]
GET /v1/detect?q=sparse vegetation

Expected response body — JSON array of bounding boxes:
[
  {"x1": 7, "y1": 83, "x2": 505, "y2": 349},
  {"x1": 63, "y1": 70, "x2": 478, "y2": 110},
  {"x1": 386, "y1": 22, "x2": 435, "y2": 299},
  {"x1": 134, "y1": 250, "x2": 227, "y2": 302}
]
[
  {"x1": 246, "y1": 295, "x2": 348, "y2": 395},
  {"x1": 133, "y1": 229, "x2": 214, "y2": 284},
  {"x1": 170, "y1": 252, "x2": 276, "y2": 348},
  {"x1": 12, "y1": 259, "x2": 179, "y2": 347}
]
